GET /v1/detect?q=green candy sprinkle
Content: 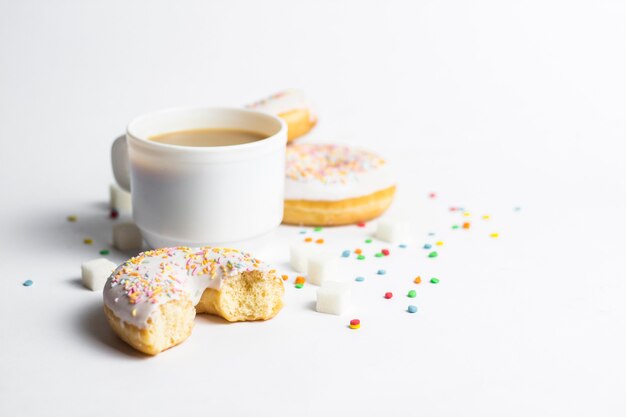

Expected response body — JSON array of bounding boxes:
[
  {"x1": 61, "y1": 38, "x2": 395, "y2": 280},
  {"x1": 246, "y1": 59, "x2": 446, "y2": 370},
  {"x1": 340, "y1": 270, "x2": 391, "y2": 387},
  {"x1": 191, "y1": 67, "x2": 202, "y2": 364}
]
[
  {"x1": 375, "y1": 253, "x2": 383, "y2": 257},
  {"x1": 313, "y1": 227, "x2": 323, "y2": 232},
  {"x1": 99, "y1": 249, "x2": 110, "y2": 256},
  {"x1": 295, "y1": 283, "x2": 304, "y2": 289},
  {"x1": 428, "y1": 251, "x2": 438, "y2": 258},
  {"x1": 430, "y1": 278, "x2": 440, "y2": 284},
  {"x1": 357, "y1": 255, "x2": 366, "y2": 260},
  {"x1": 365, "y1": 239, "x2": 372, "y2": 244},
  {"x1": 407, "y1": 290, "x2": 416, "y2": 298},
  {"x1": 452, "y1": 225, "x2": 459, "y2": 229}
]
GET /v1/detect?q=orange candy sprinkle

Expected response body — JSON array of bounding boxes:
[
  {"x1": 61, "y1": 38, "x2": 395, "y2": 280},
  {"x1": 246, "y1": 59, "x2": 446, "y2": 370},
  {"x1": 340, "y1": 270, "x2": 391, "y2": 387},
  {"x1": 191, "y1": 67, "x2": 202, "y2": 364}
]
[
  {"x1": 414, "y1": 276, "x2": 422, "y2": 284},
  {"x1": 315, "y1": 239, "x2": 324, "y2": 244},
  {"x1": 281, "y1": 275, "x2": 289, "y2": 281},
  {"x1": 295, "y1": 276, "x2": 306, "y2": 284},
  {"x1": 304, "y1": 237, "x2": 313, "y2": 242},
  {"x1": 462, "y1": 222, "x2": 470, "y2": 229},
  {"x1": 355, "y1": 248, "x2": 362, "y2": 254}
]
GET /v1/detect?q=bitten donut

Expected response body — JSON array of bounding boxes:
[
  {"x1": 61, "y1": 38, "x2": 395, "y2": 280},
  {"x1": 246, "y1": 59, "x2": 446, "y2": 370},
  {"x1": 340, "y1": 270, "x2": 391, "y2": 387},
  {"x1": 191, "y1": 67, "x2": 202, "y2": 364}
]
[
  {"x1": 103, "y1": 247, "x2": 284, "y2": 355},
  {"x1": 247, "y1": 89, "x2": 317, "y2": 142},
  {"x1": 283, "y1": 143, "x2": 396, "y2": 226}
]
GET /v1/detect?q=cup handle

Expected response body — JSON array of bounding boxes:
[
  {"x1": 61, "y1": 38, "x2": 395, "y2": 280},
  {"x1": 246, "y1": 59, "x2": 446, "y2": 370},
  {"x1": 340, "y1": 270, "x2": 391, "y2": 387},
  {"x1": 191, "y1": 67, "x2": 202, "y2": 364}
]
[{"x1": 111, "y1": 135, "x2": 131, "y2": 192}]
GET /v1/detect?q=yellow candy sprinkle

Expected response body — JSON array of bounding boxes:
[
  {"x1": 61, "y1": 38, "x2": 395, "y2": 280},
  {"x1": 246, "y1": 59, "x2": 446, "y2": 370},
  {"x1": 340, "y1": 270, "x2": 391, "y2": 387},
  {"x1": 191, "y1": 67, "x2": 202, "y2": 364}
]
[
  {"x1": 83, "y1": 238, "x2": 93, "y2": 245},
  {"x1": 490, "y1": 233, "x2": 499, "y2": 238},
  {"x1": 436, "y1": 241, "x2": 444, "y2": 246},
  {"x1": 463, "y1": 212, "x2": 471, "y2": 217},
  {"x1": 482, "y1": 215, "x2": 490, "y2": 220},
  {"x1": 67, "y1": 215, "x2": 77, "y2": 222}
]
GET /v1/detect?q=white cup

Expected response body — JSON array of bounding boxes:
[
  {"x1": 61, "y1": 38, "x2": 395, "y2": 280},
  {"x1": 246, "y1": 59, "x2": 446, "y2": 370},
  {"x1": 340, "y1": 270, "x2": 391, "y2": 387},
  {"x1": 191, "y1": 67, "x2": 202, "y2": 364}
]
[{"x1": 111, "y1": 107, "x2": 287, "y2": 248}]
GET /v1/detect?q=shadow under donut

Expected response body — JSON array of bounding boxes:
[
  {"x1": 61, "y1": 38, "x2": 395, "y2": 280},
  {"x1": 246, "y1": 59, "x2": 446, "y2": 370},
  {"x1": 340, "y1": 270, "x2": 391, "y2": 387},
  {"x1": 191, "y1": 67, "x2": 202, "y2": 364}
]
[{"x1": 79, "y1": 302, "x2": 148, "y2": 359}]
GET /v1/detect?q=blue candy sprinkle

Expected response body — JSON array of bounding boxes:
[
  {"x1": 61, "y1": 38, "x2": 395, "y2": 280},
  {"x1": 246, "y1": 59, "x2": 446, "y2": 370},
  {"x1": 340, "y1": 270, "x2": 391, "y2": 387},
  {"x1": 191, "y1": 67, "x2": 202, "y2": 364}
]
[
  {"x1": 428, "y1": 232, "x2": 435, "y2": 236},
  {"x1": 299, "y1": 230, "x2": 306, "y2": 234},
  {"x1": 423, "y1": 243, "x2": 432, "y2": 249},
  {"x1": 377, "y1": 269, "x2": 386, "y2": 275},
  {"x1": 399, "y1": 244, "x2": 407, "y2": 248},
  {"x1": 355, "y1": 276, "x2": 365, "y2": 282},
  {"x1": 514, "y1": 206, "x2": 521, "y2": 211},
  {"x1": 408, "y1": 305, "x2": 417, "y2": 313},
  {"x1": 341, "y1": 250, "x2": 351, "y2": 257},
  {"x1": 23, "y1": 280, "x2": 33, "y2": 287}
]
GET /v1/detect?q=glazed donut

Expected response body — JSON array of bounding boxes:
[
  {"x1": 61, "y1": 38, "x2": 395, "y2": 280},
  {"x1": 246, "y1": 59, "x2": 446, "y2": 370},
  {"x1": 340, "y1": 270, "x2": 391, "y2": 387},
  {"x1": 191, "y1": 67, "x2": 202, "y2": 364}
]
[
  {"x1": 103, "y1": 247, "x2": 284, "y2": 355},
  {"x1": 283, "y1": 143, "x2": 396, "y2": 226},
  {"x1": 247, "y1": 89, "x2": 317, "y2": 142}
]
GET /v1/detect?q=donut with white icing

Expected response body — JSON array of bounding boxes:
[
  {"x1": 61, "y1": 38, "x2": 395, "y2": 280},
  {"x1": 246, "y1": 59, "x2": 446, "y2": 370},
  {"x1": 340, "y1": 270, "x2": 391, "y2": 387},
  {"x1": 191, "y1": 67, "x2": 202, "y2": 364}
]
[
  {"x1": 103, "y1": 247, "x2": 284, "y2": 355},
  {"x1": 283, "y1": 143, "x2": 396, "y2": 226},
  {"x1": 247, "y1": 89, "x2": 317, "y2": 142}
]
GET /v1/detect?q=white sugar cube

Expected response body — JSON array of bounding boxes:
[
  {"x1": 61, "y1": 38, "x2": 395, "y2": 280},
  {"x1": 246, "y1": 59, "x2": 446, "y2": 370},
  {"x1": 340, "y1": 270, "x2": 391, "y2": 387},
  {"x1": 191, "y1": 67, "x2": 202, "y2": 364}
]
[
  {"x1": 110, "y1": 183, "x2": 132, "y2": 213},
  {"x1": 316, "y1": 281, "x2": 351, "y2": 315},
  {"x1": 289, "y1": 243, "x2": 318, "y2": 274},
  {"x1": 375, "y1": 218, "x2": 412, "y2": 243},
  {"x1": 113, "y1": 222, "x2": 143, "y2": 251},
  {"x1": 307, "y1": 253, "x2": 339, "y2": 286},
  {"x1": 81, "y1": 258, "x2": 117, "y2": 291}
]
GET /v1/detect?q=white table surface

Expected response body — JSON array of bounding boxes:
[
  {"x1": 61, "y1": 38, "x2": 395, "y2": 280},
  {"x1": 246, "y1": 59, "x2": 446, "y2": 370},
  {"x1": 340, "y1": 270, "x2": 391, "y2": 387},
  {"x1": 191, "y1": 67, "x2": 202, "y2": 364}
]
[{"x1": 1, "y1": 1, "x2": 625, "y2": 416}]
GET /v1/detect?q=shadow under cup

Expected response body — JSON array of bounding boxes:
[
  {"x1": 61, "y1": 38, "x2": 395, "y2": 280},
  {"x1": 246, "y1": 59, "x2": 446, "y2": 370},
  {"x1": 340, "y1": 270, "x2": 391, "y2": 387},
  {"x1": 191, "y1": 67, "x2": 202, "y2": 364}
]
[{"x1": 126, "y1": 107, "x2": 287, "y2": 248}]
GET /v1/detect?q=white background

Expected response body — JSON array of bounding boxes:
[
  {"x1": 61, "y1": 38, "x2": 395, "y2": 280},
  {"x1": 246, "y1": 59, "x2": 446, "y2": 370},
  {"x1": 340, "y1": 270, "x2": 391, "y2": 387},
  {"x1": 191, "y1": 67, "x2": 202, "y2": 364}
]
[{"x1": 1, "y1": 1, "x2": 625, "y2": 416}]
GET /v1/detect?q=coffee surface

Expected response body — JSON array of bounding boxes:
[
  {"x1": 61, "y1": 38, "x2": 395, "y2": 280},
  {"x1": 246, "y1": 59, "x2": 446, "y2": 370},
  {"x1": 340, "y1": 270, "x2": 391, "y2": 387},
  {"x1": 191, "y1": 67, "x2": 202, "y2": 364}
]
[{"x1": 149, "y1": 128, "x2": 266, "y2": 147}]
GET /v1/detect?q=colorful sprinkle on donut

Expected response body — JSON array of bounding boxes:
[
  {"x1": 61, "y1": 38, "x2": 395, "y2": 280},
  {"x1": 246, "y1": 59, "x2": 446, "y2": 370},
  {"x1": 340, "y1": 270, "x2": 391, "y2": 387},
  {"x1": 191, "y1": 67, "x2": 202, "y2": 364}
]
[
  {"x1": 286, "y1": 144, "x2": 387, "y2": 185},
  {"x1": 109, "y1": 247, "x2": 269, "y2": 306}
]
